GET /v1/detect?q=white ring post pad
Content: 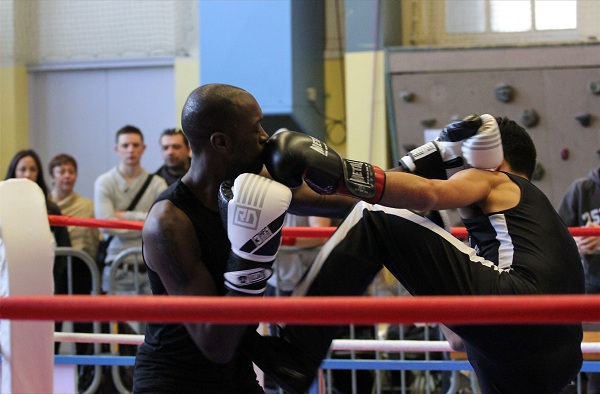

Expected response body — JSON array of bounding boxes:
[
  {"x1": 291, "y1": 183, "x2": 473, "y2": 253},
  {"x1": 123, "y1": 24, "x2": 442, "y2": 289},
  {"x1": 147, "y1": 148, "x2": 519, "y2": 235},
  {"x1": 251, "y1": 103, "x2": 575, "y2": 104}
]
[{"x1": 0, "y1": 179, "x2": 55, "y2": 393}]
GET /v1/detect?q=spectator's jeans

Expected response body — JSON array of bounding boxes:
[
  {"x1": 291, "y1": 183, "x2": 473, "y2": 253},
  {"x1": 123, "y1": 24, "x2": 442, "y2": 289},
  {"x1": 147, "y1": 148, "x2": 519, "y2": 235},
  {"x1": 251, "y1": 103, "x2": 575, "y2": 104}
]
[
  {"x1": 102, "y1": 264, "x2": 150, "y2": 334},
  {"x1": 102, "y1": 264, "x2": 150, "y2": 295}
]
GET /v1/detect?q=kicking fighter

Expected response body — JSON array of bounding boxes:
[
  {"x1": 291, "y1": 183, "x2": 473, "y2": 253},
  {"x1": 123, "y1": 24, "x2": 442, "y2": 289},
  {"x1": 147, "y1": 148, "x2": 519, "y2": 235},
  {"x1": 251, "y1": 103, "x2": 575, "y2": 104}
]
[{"x1": 254, "y1": 116, "x2": 584, "y2": 394}]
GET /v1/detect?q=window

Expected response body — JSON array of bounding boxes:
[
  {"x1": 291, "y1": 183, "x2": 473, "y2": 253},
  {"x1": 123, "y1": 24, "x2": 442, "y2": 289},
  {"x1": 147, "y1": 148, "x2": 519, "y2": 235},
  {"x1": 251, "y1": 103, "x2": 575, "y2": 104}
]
[
  {"x1": 446, "y1": 0, "x2": 576, "y2": 34},
  {"x1": 402, "y1": 0, "x2": 597, "y2": 48}
]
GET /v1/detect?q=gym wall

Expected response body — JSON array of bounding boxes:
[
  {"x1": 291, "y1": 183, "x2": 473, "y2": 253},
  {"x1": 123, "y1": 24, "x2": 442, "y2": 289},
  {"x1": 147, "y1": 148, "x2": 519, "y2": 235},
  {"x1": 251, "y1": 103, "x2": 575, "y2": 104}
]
[
  {"x1": 1, "y1": 0, "x2": 198, "y2": 198},
  {"x1": 1, "y1": 0, "x2": 599, "y2": 205},
  {"x1": 387, "y1": 44, "x2": 600, "y2": 207}
]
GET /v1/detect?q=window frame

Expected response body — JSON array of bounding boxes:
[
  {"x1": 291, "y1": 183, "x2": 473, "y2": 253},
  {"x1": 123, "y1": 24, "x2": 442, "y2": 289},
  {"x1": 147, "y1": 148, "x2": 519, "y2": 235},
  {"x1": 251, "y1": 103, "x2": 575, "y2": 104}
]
[{"x1": 405, "y1": 0, "x2": 597, "y2": 48}]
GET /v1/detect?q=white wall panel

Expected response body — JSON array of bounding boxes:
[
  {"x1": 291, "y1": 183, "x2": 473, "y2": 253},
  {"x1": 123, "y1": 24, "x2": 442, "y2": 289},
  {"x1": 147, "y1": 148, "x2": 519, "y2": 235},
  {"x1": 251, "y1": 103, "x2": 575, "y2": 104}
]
[{"x1": 28, "y1": 62, "x2": 175, "y2": 199}]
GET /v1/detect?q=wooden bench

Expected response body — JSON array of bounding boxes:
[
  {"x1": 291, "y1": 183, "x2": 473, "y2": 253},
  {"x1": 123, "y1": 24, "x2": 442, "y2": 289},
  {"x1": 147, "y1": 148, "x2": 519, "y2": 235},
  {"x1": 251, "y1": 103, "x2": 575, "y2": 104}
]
[{"x1": 583, "y1": 331, "x2": 600, "y2": 361}]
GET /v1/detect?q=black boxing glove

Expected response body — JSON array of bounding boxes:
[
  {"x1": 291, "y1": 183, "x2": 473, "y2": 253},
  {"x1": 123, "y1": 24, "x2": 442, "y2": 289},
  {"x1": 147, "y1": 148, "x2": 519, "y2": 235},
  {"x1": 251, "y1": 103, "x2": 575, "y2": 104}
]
[
  {"x1": 263, "y1": 130, "x2": 386, "y2": 204},
  {"x1": 399, "y1": 114, "x2": 483, "y2": 179},
  {"x1": 219, "y1": 173, "x2": 291, "y2": 296}
]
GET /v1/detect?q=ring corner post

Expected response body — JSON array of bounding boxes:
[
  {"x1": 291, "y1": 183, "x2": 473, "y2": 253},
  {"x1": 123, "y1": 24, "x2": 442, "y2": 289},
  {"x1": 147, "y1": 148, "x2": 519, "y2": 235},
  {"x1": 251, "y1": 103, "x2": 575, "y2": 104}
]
[{"x1": 0, "y1": 179, "x2": 55, "y2": 393}]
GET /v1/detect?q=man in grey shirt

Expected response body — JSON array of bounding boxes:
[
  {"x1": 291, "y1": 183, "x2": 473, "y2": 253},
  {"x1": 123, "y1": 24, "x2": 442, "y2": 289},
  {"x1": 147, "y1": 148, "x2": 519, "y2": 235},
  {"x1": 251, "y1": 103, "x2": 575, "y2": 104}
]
[{"x1": 94, "y1": 125, "x2": 167, "y2": 295}]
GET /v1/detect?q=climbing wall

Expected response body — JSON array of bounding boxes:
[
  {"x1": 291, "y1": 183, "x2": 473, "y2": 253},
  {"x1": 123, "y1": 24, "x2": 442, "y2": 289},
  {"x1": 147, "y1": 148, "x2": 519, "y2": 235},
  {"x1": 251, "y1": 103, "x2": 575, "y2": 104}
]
[{"x1": 387, "y1": 45, "x2": 600, "y2": 207}]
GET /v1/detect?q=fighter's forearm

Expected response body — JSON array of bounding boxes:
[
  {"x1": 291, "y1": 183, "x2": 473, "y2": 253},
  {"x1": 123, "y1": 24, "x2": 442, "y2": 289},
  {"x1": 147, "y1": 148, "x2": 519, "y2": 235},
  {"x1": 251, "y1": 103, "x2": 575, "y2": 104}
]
[{"x1": 289, "y1": 183, "x2": 356, "y2": 219}]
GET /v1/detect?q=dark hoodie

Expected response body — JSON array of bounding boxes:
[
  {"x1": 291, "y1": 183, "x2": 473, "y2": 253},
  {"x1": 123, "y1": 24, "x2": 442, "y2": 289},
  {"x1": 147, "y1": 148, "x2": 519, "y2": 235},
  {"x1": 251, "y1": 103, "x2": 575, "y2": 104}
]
[{"x1": 557, "y1": 168, "x2": 600, "y2": 290}]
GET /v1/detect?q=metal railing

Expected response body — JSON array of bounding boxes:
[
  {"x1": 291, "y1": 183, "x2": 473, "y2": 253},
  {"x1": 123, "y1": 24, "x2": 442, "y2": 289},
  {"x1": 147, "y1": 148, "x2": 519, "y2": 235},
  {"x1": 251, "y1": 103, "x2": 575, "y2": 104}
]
[
  {"x1": 54, "y1": 247, "x2": 102, "y2": 394},
  {"x1": 55, "y1": 246, "x2": 146, "y2": 394},
  {"x1": 106, "y1": 247, "x2": 146, "y2": 394}
]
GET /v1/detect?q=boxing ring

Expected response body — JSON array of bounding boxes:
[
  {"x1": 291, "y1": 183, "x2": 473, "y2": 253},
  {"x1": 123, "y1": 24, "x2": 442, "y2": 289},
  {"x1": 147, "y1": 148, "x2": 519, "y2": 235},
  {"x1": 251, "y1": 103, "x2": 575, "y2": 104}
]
[
  {"x1": 2, "y1": 179, "x2": 600, "y2": 394},
  {"x1": 3, "y1": 295, "x2": 600, "y2": 394}
]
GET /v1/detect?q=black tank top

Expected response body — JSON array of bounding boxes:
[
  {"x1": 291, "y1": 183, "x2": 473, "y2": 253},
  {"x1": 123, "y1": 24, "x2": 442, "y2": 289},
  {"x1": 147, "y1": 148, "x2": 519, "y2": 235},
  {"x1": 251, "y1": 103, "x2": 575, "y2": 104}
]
[
  {"x1": 456, "y1": 172, "x2": 583, "y2": 366},
  {"x1": 463, "y1": 171, "x2": 584, "y2": 294},
  {"x1": 134, "y1": 180, "x2": 262, "y2": 393}
]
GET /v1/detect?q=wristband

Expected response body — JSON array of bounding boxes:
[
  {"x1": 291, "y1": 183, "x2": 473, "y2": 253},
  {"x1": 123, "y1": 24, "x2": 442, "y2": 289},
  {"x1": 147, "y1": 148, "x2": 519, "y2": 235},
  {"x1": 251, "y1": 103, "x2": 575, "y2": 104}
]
[{"x1": 369, "y1": 166, "x2": 386, "y2": 204}]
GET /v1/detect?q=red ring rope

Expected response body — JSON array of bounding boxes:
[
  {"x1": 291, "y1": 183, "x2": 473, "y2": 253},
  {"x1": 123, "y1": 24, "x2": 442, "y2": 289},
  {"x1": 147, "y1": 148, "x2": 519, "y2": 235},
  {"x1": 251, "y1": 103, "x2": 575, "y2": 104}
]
[
  {"x1": 38, "y1": 216, "x2": 600, "y2": 325},
  {"x1": 1, "y1": 295, "x2": 599, "y2": 325},
  {"x1": 48, "y1": 215, "x2": 600, "y2": 238},
  {"x1": 49, "y1": 215, "x2": 143, "y2": 231}
]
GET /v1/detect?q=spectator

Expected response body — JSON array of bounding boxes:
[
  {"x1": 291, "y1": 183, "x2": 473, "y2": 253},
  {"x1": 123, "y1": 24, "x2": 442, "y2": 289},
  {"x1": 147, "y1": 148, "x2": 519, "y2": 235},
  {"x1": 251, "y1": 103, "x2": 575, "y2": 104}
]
[
  {"x1": 48, "y1": 152, "x2": 101, "y2": 392},
  {"x1": 558, "y1": 165, "x2": 600, "y2": 394},
  {"x1": 94, "y1": 125, "x2": 167, "y2": 295},
  {"x1": 49, "y1": 153, "x2": 100, "y2": 265},
  {"x1": 154, "y1": 128, "x2": 191, "y2": 186}
]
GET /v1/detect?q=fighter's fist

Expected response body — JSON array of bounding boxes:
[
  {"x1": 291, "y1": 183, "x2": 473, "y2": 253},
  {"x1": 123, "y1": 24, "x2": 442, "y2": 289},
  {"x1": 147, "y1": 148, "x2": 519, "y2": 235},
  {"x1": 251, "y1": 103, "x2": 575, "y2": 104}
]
[
  {"x1": 461, "y1": 114, "x2": 503, "y2": 170},
  {"x1": 400, "y1": 114, "x2": 482, "y2": 179},
  {"x1": 435, "y1": 114, "x2": 482, "y2": 177},
  {"x1": 438, "y1": 114, "x2": 482, "y2": 143},
  {"x1": 219, "y1": 173, "x2": 291, "y2": 295},
  {"x1": 263, "y1": 129, "x2": 385, "y2": 203}
]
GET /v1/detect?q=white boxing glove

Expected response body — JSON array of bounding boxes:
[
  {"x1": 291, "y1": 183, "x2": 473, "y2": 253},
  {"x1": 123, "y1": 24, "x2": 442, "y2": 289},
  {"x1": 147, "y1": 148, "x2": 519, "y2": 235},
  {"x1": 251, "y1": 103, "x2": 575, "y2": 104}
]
[
  {"x1": 219, "y1": 173, "x2": 292, "y2": 295},
  {"x1": 461, "y1": 114, "x2": 504, "y2": 170}
]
